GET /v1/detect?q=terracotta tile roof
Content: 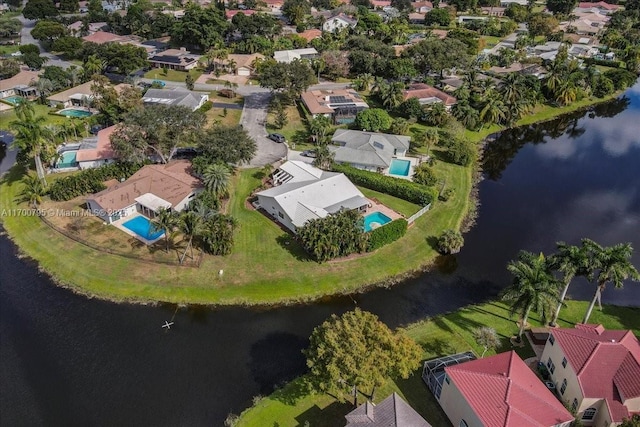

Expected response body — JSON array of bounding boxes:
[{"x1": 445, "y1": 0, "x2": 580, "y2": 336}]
[
  {"x1": 82, "y1": 31, "x2": 125, "y2": 44},
  {"x1": 0, "y1": 70, "x2": 40, "y2": 91},
  {"x1": 578, "y1": 1, "x2": 619, "y2": 9},
  {"x1": 225, "y1": 9, "x2": 257, "y2": 19},
  {"x1": 402, "y1": 83, "x2": 457, "y2": 106},
  {"x1": 551, "y1": 325, "x2": 640, "y2": 422},
  {"x1": 225, "y1": 53, "x2": 264, "y2": 69},
  {"x1": 445, "y1": 351, "x2": 574, "y2": 427},
  {"x1": 88, "y1": 161, "x2": 201, "y2": 212},
  {"x1": 297, "y1": 29, "x2": 323, "y2": 42},
  {"x1": 76, "y1": 125, "x2": 117, "y2": 162}
]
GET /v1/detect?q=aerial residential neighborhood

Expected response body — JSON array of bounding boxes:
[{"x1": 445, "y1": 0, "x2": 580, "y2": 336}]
[{"x1": 0, "y1": 0, "x2": 639, "y2": 423}]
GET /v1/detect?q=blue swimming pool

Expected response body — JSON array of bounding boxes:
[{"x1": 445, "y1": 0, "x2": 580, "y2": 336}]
[
  {"x1": 389, "y1": 159, "x2": 411, "y2": 177},
  {"x1": 4, "y1": 96, "x2": 23, "y2": 105},
  {"x1": 122, "y1": 216, "x2": 164, "y2": 241},
  {"x1": 58, "y1": 108, "x2": 93, "y2": 118},
  {"x1": 56, "y1": 150, "x2": 78, "y2": 168},
  {"x1": 363, "y1": 211, "x2": 392, "y2": 232}
]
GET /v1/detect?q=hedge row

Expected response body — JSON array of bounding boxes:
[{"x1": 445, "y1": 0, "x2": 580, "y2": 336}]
[
  {"x1": 332, "y1": 164, "x2": 436, "y2": 206},
  {"x1": 583, "y1": 58, "x2": 621, "y2": 68},
  {"x1": 367, "y1": 218, "x2": 408, "y2": 251},
  {"x1": 48, "y1": 162, "x2": 145, "y2": 201}
]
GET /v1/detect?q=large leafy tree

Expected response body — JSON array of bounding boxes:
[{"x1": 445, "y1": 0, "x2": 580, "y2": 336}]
[
  {"x1": 196, "y1": 125, "x2": 257, "y2": 165},
  {"x1": 304, "y1": 308, "x2": 422, "y2": 406},
  {"x1": 31, "y1": 20, "x2": 67, "y2": 44},
  {"x1": 110, "y1": 105, "x2": 205, "y2": 164},
  {"x1": 405, "y1": 37, "x2": 471, "y2": 78},
  {"x1": 581, "y1": 240, "x2": 639, "y2": 323},
  {"x1": 170, "y1": 4, "x2": 228, "y2": 51},
  {"x1": 91, "y1": 76, "x2": 142, "y2": 125},
  {"x1": 22, "y1": 0, "x2": 58, "y2": 20},
  {"x1": 501, "y1": 251, "x2": 561, "y2": 342},
  {"x1": 354, "y1": 108, "x2": 392, "y2": 132},
  {"x1": 546, "y1": 0, "x2": 577, "y2": 15},
  {"x1": 282, "y1": 0, "x2": 311, "y2": 27},
  {"x1": 257, "y1": 59, "x2": 315, "y2": 103}
]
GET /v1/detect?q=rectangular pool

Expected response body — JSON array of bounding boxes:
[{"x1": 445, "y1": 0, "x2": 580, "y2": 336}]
[
  {"x1": 364, "y1": 211, "x2": 392, "y2": 232},
  {"x1": 389, "y1": 159, "x2": 411, "y2": 177},
  {"x1": 56, "y1": 150, "x2": 78, "y2": 168},
  {"x1": 122, "y1": 216, "x2": 164, "y2": 241}
]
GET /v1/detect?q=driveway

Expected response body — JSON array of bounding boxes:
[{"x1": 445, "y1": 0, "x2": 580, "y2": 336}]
[{"x1": 240, "y1": 91, "x2": 287, "y2": 168}]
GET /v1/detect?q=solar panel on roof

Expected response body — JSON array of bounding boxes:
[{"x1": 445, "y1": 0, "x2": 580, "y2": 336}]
[
  {"x1": 329, "y1": 96, "x2": 348, "y2": 103},
  {"x1": 151, "y1": 56, "x2": 182, "y2": 64}
]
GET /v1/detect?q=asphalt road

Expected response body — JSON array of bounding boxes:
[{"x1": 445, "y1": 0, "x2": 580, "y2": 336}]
[
  {"x1": 18, "y1": 15, "x2": 73, "y2": 69},
  {"x1": 240, "y1": 91, "x2": 287, "y2": 168}
]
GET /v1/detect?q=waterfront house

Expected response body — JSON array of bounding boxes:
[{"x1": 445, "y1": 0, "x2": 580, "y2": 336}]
[
  {"x1": 330, "y1": 129, "x2": 410, "y2": 173},
  {"x1": 540, "y1": 324, "x2": 640, "y2": 426},
  {"x1": 344, "y1": 392, "x2": 432, "y2": 426},
  {"x1": 300, "y1": 88, "x2": 369, "y2": 124},
  {"x1": 86, "y1": 160, "x2": 201, "y2": 224},
  {"x1": 142, "y1": 88, "x2": 209, "y2": 111},
  {"x1": 402, "y1": 83, "x2": 457, "y2": 110},
  {"x1": 256, "y1": 161, "x2": 369, "y2": 233}
]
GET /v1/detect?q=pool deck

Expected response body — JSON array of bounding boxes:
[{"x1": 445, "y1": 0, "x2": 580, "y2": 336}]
[
  {"x1": 364, "y1": 199, "x2": 402, "y2": 221},
  {"x1": 112, "y1": 213, "x2": 164, "y2": 245}
]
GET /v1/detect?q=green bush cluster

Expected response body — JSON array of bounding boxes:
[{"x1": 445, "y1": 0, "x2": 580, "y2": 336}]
[
  {"x1": 584, "y1": 58, "x2": 621, "y2": 68},
  {"x1": 48, "y1": 162, "x2": 144, "y2": 201},
  {"x1": 332, "y1": 164, "x2": 437, "y2": 206},
  {"x1": 367, "y1": 218, "x2": 408, "y2": 251},
  {"x1": 198, "y1": 101, "x2": 213, "y2": 112}
]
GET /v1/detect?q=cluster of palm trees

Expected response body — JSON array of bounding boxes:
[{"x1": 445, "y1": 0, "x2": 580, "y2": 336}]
[
  {"x1": 502, "y1": 239, "x2": 639, "y2": 342},
  {"x1": 151, "y1": 163, "x2": 237, "y2": 263}
]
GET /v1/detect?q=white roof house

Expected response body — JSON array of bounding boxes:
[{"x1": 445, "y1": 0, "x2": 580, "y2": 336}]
[
  {"x1": 323, "y1": 13, "x2": 358, "y2": 33},
  {"x1": 256, "y1": 161, "x2": 369, "y2": 233},
  {"x1": 142, "y1": 88, "x2": 208, "y2": 111},
  {"x1": 273, "y1": 48, "x2": 318, "y2": 63}
]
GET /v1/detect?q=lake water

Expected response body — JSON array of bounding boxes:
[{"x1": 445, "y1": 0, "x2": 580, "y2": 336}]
[{"x1": 1, "y1": 84, "x2": 639, "y2": 425}]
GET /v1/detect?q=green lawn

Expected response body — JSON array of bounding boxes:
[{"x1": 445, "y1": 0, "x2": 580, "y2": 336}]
[
  {"x1": 359, "y1": 187, "x2": 420, "y2": 218},
  {"x1": 0, "y1": 44, "x2": 20, "y2": 55},
  {"x1": 0, "y1": 156, "x2": 471, "y2": 304},
  {"x1": 144, "y1": 68, "x2": 203, "y2": 83},
  {"x1": 266, "y1": 102, "x2": 308, "y2": 147},
  {"x1": 481, "y1": 35, "x2": 502, "y2": 49},
  {"x1": 237, "y1": 300, "x2": 640, "y2": 427},
  {"x1": 0, "y1": 102, "x2": 74, "y2": 130}
]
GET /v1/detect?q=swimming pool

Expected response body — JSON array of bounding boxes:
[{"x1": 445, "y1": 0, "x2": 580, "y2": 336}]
[
  {"x1": 363, "y1": 211, "x2": 392, "y2": 232},
  {"x1": 3, "y1": 96, "x2": 23, "y2": 105},
  {"x1": 58, "y1": 108, "x2": 93, "y2": 118},
  {"x1": 56, "y1": 150, "x2": 78, "y2": 168},
  {"x1": 389, "y1": 159, "x2": 411, "y2": 177},
  {"x1": 122, "y1": 216, "x2": 164, "y2": 241}
]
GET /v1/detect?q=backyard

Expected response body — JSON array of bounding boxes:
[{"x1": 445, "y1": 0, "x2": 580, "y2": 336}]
[
  {"x1": 143, "y1": 68, "x2": 203, "y2": 83},
  {"x1": 236, "y1": 300, "x2": 640, "y2": 427}
]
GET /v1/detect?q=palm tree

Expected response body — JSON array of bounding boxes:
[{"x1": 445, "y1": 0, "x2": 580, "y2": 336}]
[
  {"x1": 223, "y1": 80, "x2": 239, "y2": 98},
  {"x1": 83, "y1": 54, "x2": 104, "y2": 80},
  {"x1": 307, "y1": 115, "x2": 332, "y2": 144},
  {"x1": 10, "y1": 106, "x2": 56, "y2": 185},
  {"x1": 581, "y1": 240, "x2": 639, "y2": 323},
  {"x1": 202, "y1": 163, "x2": 231, "y2": 198},
  {"x1": 555, "y1": 81, "x2": 578, "y2": 106},
  {"x1": 151, "y1": 207, "x2": 178, "y2": 252},
  {"x1": 179, "y1": 211, "x2": 203, "y2": 265},
  {"x1": 358, "y1": 73, "x2": 374, "y2": 91},
  {"x1": 32, "y1": 78, "x2": 54, "y2": 105},
  {"x1": 20, "y1": 174, "x2": 46, "y2": 208},
  {"x1": 480, "y1": 92, "x2": 507, "y2": 127},
  {"x1": 312, "y1": 145, "x2": 334, "y2": 170},
  {"x1": 424, "y1": 102, "x2": 448, "y2": 127},
  {"x1": 380, "y1": 82, "x2": 405, "y2": 109},
  {"x1": 501, "y1": 252, "x2": 561, "y2": 342},
  {"x1": 547, "y1": 242, "x2": 590, "y2": 326}
]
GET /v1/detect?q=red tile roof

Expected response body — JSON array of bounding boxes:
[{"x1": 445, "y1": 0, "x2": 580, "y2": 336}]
[
  {"x1": 402, "y1": 83, "x2": 457, "y2": 106},
  {"x1": 76, "y1": 125, "x2": 117, "y2": 162},
  {"x1": 82, "y1": 31, "x2": 125, "y2": 44},
  {"x1": 297, "y1": 29, "x2": 322, "y2": 42},
  {"x1": 578, "y1": 1, "x2": 619, "y2": 9},
  {"x1": 445, "y1": 351, "x2": 574, "y2": 427},
  {"x1": 225, "y1": 9, "x2": 257, "y2": 19},
  {"x1": 551, "y1": 324, "x2": 640, "y2": 422}
]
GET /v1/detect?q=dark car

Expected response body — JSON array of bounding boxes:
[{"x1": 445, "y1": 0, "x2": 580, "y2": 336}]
[
  {"x1": 301, "y1": 150, "x2": 317, "y2": 158},
  {"x1": 268, "y1": 133, "x2": 286, "y2": 143}
]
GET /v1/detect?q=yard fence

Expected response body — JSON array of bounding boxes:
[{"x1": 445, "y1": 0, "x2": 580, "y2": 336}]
[
  {"x1": 407, "y1": 203, "x2": 431, "y2": 225},
  {"x1": 38, "y1": 214, "x2": 203, "y2": 268}
]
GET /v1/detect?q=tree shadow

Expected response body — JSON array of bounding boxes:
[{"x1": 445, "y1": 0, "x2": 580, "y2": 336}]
[
  {"x1": 1, "y1": 163, "x2": 27, "y2": 186},
  {"x1": 421, "y1": 337, "x2": 457, "y2": 356},
  {"x1": 426, "y1": 235, "x2": 439, "y2": 250},
  {"x1": 276, "y1": 234, "x2": 314, "y2": 262},
  {"x1": 294, "y1": 401, "x2": 353, "y2": 427},
  {"x1": 433, "y1": 254, "x2": 458, "y2": 275}
]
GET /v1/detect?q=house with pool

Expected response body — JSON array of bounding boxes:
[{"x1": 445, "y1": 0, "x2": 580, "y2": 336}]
[
  {"x1": 330, "y1": 129, "x2": 415, "y2": 178},
  {"x1": 47, "y1": 81, "x2": 95, "y2": 110},
  {"x1": 86, "y1": 161, "x2": 201, "y2": 242},
  {"x1": 0, "y1": 69, "x2": 40, "y2": 103},
  {"x1": 256, "y1": 161, "x2": 400, "y2": 233},
  {"x1": 53, "y1": 126, "x2": 119, "y2": 171}
]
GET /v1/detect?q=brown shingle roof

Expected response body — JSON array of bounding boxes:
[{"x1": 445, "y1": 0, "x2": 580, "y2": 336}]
[
  {"x1": 82, "y1": 31, "x2": 125, "y2": 44},
  {"x1": 0, "y1": 70, "x2": 40, "y2": 91},
  {"x1": 76, "y1": 125, "x2": 117, "y2": 162}
]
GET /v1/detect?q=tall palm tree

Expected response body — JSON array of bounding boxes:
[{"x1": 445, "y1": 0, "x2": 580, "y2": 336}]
[
  {"x1": 32, "y1": 78, "x2": 54, "y2": 105},
  {"x1": 151, "y1": 207, "x2": 177, "y2": 252},
  {"x1": 380, "y1": 82, "x2": 405, "y2": 109},
  {"x1": 83, "y1": 54, "x2": 104, "y2": 80},
  {"x1": 581, "y1": 240, "x2": 639, "y2": 323},
  {"x1": 501, "y1": 252, "x2": 561, "y2": 342},
  {"x1": 307, "y1": 115, "x2": 332, "y2": 144},
  {"x1": 480, "y1": 92, "x2": 507, "y2": 127},
  {"x1": 179, "y1": 211, "x2": 203, "y2": 265},
  {"x1": 547, "y1": 242, "x2": 590, "y2": 326},
  {"x1": 202, "y1": 163, "x2": 231, "y2": 199},
  {"x1": 358, "y1": 73, "x2": 374, "y2": 91},
  {"x1": 312, "y1": 145, "x2": 334, "y2": 170},
  {"x1": 10, "y1": 105, "x2": 55, "y2": 185},
  {"x1": 20, "y1": 174, "x2": 46, "y2": 208}
]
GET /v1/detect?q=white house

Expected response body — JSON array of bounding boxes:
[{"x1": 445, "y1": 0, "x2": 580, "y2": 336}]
[
  {"x1": 273, "y1": 48, "x2": 318, "y2": 63},
  {"x1": 322, "y1": 13, "x2": 357, "y2": 33},
  {"x1": 256, "y1": 161, "x2": 370, "y2": 233},
  {"x1": 540, "y1": 324, "x2": 640, "y2": 427},
  {"x1": 86, "y1": 160, "x2": 201, "y2": 224},
  {"x1": 330, "y1": 129, "x2": 411, "y2": 173}
]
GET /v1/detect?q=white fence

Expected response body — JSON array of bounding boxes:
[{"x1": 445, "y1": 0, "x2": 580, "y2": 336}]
[{"x1": 407, "y1": 203, "x2": 431, "y2": 224}]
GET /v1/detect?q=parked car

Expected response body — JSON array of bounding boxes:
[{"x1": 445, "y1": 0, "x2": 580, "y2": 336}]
[
  {"x1": 301, "y1": 150, "x2": 317, "y2": 158},
  {"x1": 151, "y1": 80, "x2": 166, "y2": 88},
  {"x1": 268, "y1": 133, "x2": 286, "y2": 143}
]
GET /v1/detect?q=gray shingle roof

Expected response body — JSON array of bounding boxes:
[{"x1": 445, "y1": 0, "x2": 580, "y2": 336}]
[
  {"x1": 142, "y1": 88, "x2": 208, "y2": 111},
  {"x1": 331, "y1": 130, "x2": 410, "y2": 168},
  {"x1": 345, "y1": 393, "x2": 432, "y2": 427}
]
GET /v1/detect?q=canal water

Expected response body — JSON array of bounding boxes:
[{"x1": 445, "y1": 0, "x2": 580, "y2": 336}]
[{"x1": 1, "y1": 84, "x2": 639, "y2": 425}]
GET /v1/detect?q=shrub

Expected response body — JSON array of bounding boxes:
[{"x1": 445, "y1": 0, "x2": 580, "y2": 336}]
[
  {"x1": 437, "y1": 229, "x2": 464, "y2": 254},
  {"x1": 584, "y1": 58, "x2": 621, "y2": 68},
  {"x1": 603, "y1": 69, "x2": 638, "y2": 90},
  {"x1": 297, "y1": 210, "x2": 368, "y2": 262},
  {"x1": 48, "y1": 162, "x2": 144, "y2": 201},
  {"x1": 367, "y1": 218, "x2": 408, "y2": 251},
  {"x1": 332, "y1": 164, "x2": 437, "y2": 206},
  {"x1": 412, "y1": 163, "x2": 438, "y2": 186},
  {"x1": 439, "y1": 187, "x2": 455, "y2": 202},
  {"x1": 198, "y1": 101, "x2": 213, "y2": 112}
]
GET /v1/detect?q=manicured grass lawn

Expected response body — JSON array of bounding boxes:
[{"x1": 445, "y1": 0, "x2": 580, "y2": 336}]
[
  {"x1": 359, "y1": 187, "x2": 420, "y2": 218},
  {"x1": 481, "y1": 35, "x2": 502, "y2": 48},
  {"x1": 237, "y1": 300, "x2": 640, "y2": 427},
  {"x1": 265, "y1": 102, "x2": 308, "y2": 146},
  {"x1": 143, "y1": 68, "x2": 203, "y2": 83},
  {"x1": 0, "y1": 102, "x2": 74, "y2": 129},
  {"x1": 206, "y1": 106, "x2": 242, "y2": 127},
  {"x1": 0, "y1": 154, "x2": 471, "y2": 304},
  {"x1": 0, "y1": 44, "x2": 21, "y2": 55}
]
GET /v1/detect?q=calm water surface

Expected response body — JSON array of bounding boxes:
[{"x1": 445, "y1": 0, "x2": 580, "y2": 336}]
[{"x1": 1, "y1": 84, "x2": 639, "y2": 425}]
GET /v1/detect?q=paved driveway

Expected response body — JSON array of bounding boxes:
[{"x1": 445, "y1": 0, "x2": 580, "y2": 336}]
[{"x1": 240, "y1": 92, "x2": 287, "y2": 168}]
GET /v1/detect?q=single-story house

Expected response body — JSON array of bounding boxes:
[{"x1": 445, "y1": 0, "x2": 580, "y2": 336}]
[
  {"x1": 225, "y1": 9, "x2": 256, "y2": 19},
  {"x1": 82, "y1": 30, "x2": 129, "y2": 44},
  {"x1": 322, "y1": 13, "x2": 358, "y2": 33},
  {"x1": 261, "y1": 0, "x2": 284, "y2": 9},
  {"x1": 541, "y1": 324, "x2": 640, "y2": 426},
  {"x1": 576, "y1": 1, "x2": 619, "y2": 13},
  {"x1": 297, "y1": 29, "x2": 322, "y2": 42},
  {"x1": 68, "y1": 21, "x2": 108, "y2": 36},
  {"x1": 300, "y1": 88, "x2": 369, "y2": 124},
  {"x1": 0, "y1": 70, "x2": 40, "y2": 99},
  {"x1": 47, "y1": 81, "x2": 94, "y2": 108},
  {"x1": 427, "y1": 350, "x2": 574, "y2": 427},
  {"x1": 345, "y1": 392, "x2": 432, "y2": 427},
  {"x1": 256, "y1": 161, "x2": 370, "y2": 233},
  {"x1": 412, "y1": 1, "x2": 434, "y2": 13},
  {"x1": 481, "y1": 6, "x2": 505, "y2": 15},
  {"x1": 142, "y1": 88, "x2": 209, "y2": 111},
  {"x1": 76, "y1": 125, "x2": 118, "y2": 169},
  {"x1": 273, "y1": 47, "x2": 318, "y2": 63},
  {"x1": 149, "y1": 48, "x2": 201, "y2": 71},
  {"x1": 330, "y1": 129, "x2": 411, "y2": 172},
  {"x1": 86, "y1": 160, "x2": 201, "y2": 224},
  {"x1": 408, "y1": 12, "x2": 425, "y2": 23},
  {"x1": 224, "y1": 53, "x2": 265, "y2": 76},
  {"x1": 402, "y1": 83, "x2": 457, "y2": 109}
]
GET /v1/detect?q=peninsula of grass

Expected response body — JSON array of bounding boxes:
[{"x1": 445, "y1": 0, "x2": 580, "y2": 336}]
[
  {"x1": 0, "y1": 146, "x2": 471, "y2": 305},
  {"x1": 236, "y1": 300, "x2": 640, "y2": 427}
]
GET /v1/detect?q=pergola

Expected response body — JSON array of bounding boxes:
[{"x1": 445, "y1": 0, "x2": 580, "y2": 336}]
[{"x1": 135, "y1": 193, "x2": 172, "y2": 218}]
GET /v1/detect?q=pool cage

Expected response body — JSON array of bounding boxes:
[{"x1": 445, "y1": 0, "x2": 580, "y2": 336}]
[{"x1": 422, "y1": 351, "x2": 476, "y2": 400}]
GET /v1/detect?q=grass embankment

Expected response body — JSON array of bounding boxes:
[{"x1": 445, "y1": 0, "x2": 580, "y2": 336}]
[
  {"x1": 0, "y1": 153, "x2": 471, "y2": 304},
  {"x1": 237, "y1": 300, "x2": 640, "y2": 427},
  {"x1": 143, "y1": 68, "x2": 203, "y2": 83}
]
